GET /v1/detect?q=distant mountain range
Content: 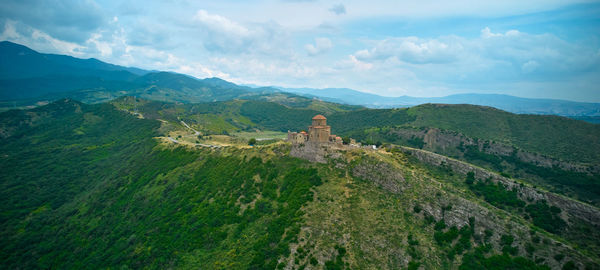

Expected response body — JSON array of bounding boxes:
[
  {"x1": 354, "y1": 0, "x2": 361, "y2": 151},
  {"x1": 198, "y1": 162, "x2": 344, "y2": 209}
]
[
  {"x1": 0, "y1": 41, "x2": 293, "y2": 108},
  {"x1": 1, "y1": 40, "x2": 598, "y2": 121},
  {"x1": 277, "y1": 87, "x2": 600, "y2": 117}
]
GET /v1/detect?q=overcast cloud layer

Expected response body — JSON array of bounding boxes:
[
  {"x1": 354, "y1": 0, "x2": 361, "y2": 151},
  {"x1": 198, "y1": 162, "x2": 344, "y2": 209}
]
[{"x1": 1, "y1": 0, "x2": 599, "y2": 102}]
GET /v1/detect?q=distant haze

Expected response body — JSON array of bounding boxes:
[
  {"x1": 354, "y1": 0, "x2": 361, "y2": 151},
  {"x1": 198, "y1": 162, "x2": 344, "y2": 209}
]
[{"x1": 277, "y1": 87, "x2": 600, "y2": 117}]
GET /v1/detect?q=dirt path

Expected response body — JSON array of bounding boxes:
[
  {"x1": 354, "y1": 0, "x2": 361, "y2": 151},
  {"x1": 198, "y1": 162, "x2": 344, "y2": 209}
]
[{"x1": 179, "y1": 120, "x2": 200, "y2": 135}]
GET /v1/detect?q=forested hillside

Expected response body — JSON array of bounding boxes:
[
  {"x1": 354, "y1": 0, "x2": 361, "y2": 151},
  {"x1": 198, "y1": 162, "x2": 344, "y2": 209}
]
[
  {"x1": 107, "y1": 97, "x2": 600, "y2": 206},
  {"x1": 1, "y1": 99, "x2": 598, "y2": 269},
  {"x1": 0, "y1": 100, "x2": 323, "y2": 268}
]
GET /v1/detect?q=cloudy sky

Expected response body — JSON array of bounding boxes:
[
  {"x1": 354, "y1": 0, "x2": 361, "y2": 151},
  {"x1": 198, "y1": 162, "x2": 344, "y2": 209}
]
[{"x1": 1, "y1": 0, "x2": 599, "y2": 102}]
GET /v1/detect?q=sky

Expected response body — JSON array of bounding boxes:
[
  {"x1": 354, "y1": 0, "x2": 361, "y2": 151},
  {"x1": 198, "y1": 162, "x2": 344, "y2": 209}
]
[{"x1": 1, "y1": 0, "x2": 599, "y2": 102}]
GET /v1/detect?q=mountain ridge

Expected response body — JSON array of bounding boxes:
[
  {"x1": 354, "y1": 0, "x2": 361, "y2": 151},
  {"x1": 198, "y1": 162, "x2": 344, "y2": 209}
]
[
  {"x1": 276, "y1": 86, "x2": 600, "y2": 117},
  {"x1": 2, "y1": 41, "x2": 598, "y2": 120}
]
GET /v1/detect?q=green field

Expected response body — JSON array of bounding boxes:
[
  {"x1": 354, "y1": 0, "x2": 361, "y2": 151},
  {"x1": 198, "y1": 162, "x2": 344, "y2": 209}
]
[{"x1": 232, "y1": 131, "x2": 287, "y2": 140}]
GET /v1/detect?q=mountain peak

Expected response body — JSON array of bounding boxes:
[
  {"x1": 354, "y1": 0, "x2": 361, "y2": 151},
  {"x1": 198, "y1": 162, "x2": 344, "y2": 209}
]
[{"x1": 0, "y1": 40, "x2": 38, "y2": 55}]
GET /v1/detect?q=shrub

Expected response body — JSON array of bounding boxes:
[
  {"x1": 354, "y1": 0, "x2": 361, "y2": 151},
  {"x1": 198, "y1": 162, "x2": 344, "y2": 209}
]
[
  {"x1": 500, "y1": 234, "x2": 514, "y2": 246},
  {"x1": 407, "y1": 261, "x2": 421, "y2": 270},
  {"x1": 525, "y1": 201, "x2": 566, "y2": 234},
  {"x1": 562, "y1": 261, "x2": 577, "y2": 270},
  {"x1": 434, "y1": 226, "x2": 459, "y2": 246},
  {"x1": 469, "y1": 180, "x2": 525, "y2": 209},
  {"x1": 434, "y1": 220, "x2": 447, "y2": 231},
  {"x1": 554, "y1": 254, "x2": 564, "y2": 262},
  {"x1": 465, "y1": 172, "x2": 475, "y2": 185}
]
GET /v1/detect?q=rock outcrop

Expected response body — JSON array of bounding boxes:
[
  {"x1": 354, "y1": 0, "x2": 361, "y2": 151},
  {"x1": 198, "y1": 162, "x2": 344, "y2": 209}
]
[
  {"x1": 351, "y1": 157, "x2": 406, "y2": 194},
  {"x1": 290, "y1": 142, "x2": 345, "y2": 163},
  {"x1": 401, "y1": 146, "x2": 600, "y2": 228},
  {"x1": 388, "y1": 127, "x2": 599, "y2": 174}
]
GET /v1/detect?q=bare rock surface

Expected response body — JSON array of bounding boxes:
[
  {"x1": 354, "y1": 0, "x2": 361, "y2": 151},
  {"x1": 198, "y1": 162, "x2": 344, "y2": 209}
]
[
  {"x1": 402, "y1": 146, "x2": 600, "y2": 228},
  {"x1": 351, "y1": 157, "x2": 406, "y2": 194}
]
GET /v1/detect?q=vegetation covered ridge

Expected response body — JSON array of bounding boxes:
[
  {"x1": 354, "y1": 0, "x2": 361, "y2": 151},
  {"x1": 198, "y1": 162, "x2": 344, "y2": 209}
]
[{"x1": 1, "y1": 98, "x2": 599, "y2": 269}]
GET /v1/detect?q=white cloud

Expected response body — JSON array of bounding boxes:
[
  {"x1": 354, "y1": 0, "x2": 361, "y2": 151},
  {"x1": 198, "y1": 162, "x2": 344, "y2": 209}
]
[
  {"x1": 521, "y1": 60, "x2": 540, "y2": 73},
  {"x1": 192, "y1": 9, "x2": 290, "y2": 56},
  {"x1": 1, "y1": 20, "x2": 85, "y2": 56},
  {"x1": 354, "y1": 36, "x2": 462, "y2": 64},
  {"x1": 194, "y1": 10, "x2": 250, "y2": 37},
  {"x1": 354, "y1": 27, "x2": 600, "y2": 80},
  {"x1": 86, "y1": 33, "x2": 112, "y2": 57},
  {"x1": 329, "y1": 4, "x2": 346, "y2": 15},
  {"x1": 347, "y1": 55, "x2": 373, "y2": 71},
  {"x1": 477, "y1": 27, "x2": 600, "y2": 76},
  {"x1": 480, "y1": 27, "x2": 502, "y2": 38},
  {"x1": 305, "y1": 37, "x2": 333, "y2": 55}
]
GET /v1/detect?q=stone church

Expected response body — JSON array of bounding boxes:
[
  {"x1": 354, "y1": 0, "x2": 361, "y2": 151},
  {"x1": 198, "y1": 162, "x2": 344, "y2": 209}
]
[{"x1": 288, "y1": 115, "x2": 342, "y2": 144}]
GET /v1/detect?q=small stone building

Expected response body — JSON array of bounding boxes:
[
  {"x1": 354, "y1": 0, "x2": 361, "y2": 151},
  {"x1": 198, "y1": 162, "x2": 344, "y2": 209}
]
[
  {"x1": 288, "y1": 115, "x2": 343, "y2": 145},
  {"x1": 308, "y1": 115, "x2": 331, "y2": 143},
  {"x1": 287, "y1": 131, "x2": 308, "y2": 144}
]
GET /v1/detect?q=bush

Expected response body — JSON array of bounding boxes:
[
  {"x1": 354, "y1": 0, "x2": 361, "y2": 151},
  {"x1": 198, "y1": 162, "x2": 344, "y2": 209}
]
[
  {"x1": 500, "y1": 234, "x2": 514, "y2": 246},
  {"x1": 434, "y1": 226, "x2": 459, "y2": 246},
  {"x1": 408, "y1": 234, "x2": 419, "y2": 246},
  {"x1": 525, "y1": 243, "x2": 535, "y2": 255},
  {"x1": 469, "y1": 179, "x2": 525, "y2": 209},
  {"x1": 460, "y1": 249, "x2": 550, "y2": 270},
  {"x1": 554, "y1": 254, "x2": 564, "y2": 262},
  {"x1": 525, "y1": 202, "x2": 566, "y2": 234},
  {"x1": 465, "y1": 172, "x2": 475, "y2": 185},
  {"x1": 562, "y1": 261, "x2": 577, "y2": 270},
  {"x1": 407, "y1": 261, "x2": 421, "y2": 270},
  {"x1": 342, "y1": 137, "x2": 350, "y2": 145},
  {"x1": 434, "y1": 220, "x2": 447, "y2": 231}
]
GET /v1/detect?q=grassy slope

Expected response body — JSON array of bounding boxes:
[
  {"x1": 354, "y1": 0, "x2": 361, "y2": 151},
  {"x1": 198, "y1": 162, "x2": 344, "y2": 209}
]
[{"x1": 1, "y1": 100, "x2": 597, "y2": 269}]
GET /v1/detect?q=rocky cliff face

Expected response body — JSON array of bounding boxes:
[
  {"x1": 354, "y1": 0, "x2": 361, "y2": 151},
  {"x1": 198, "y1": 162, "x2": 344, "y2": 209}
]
[
  {"x1": 290, "y1": 141, "x2": 355, "y2": 163},
  {"x1": 287, "y1": 143, "x2": 599, "y2": 269},
  {"x1": 388, "y1": 127, "x2": 599, "y2": 174},
  {"x1": 351, "y1": 156, "x2": 406, "y2": 194},
  {"x1": 290, "y1": 142, "x2": 600, "y2": 269},
  {"x1": 383, "y1": 150, "x2": 594, "y2": 268},
  {"x1": 401, "y1": 146, "x2": 600, "y2": 228}
]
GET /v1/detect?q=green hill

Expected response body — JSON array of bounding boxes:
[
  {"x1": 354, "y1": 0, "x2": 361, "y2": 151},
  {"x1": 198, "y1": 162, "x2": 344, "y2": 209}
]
[
  {"x1": 1, "y1": 99, "x2": 598, "y2": 269},
  {"x1": 113, "y1": 97, "x2": 600, "y2": 165},
  {"x1": 108, "y1": 97, "x2": 600, "y2": 206},
  {"x1": 406, "y1": 104, "x2": 600, "y2": 164}
]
